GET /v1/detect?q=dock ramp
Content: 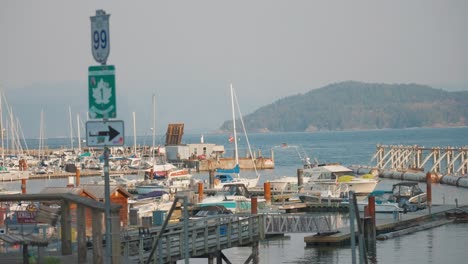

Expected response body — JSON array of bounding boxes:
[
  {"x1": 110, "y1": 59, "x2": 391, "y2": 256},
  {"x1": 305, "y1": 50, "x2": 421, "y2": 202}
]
[{"x1": 264, "y1": 213, "x2": 339, "y2": 234}]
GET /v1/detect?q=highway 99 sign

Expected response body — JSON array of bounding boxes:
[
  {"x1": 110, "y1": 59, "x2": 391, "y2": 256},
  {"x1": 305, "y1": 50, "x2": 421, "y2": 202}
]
[{"x1": 90, "y1": 10, "x2": 110, "y2": 64}]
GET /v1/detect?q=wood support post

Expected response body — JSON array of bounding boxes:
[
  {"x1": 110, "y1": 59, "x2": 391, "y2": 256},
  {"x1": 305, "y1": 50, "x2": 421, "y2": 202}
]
[
  {"x1": 60, "y1": 201, "x2": 72, "y2": 255},
  {"x1": 92, "y1": 209, "x2": 104, "y2": 264},
  {"x1": 426, "y1": 172, "x2": 432, "y2": 214},
  {"x1": 264, "y1": 182, "x2": 271, "y2": 205},
  {"x1": 21, "y1": 179, "x2": 27, "y2": 194},
  {"x1": 297, "y1": 169, "x2": 303, "y2": 192},
  {"x1": 111, "y1": 211, "x2": 122, "y2": 264},
  {"x1": 209, "y1": 170, "x2": 215, "y2": 189},
  {"x1": 77, "y1": 205, "x2": 87, "y2": 263},
  {"x1": 75, "y1": 168, "x2": 81, "y2": 187},
  {"x1": 198, "y1": 182, "x2": 204, "y2": 202},
  {"x1": 251, "y1": 197, "x2": 258, "y2": 214}
]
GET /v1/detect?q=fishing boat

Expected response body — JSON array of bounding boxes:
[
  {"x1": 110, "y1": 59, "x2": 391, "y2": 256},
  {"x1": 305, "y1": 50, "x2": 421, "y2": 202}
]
[{"x1": 213, "y1": 84, "x2": 260, "y2": 190}]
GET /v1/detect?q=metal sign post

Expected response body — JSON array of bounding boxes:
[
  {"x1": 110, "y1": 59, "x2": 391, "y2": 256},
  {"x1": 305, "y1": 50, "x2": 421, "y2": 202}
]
[
  {"x1": 90, "y1": 9, "x2": 113, "y2": 264},
  {"x1": 103, "y1": 145, "x2": 111, "y2": 264}
]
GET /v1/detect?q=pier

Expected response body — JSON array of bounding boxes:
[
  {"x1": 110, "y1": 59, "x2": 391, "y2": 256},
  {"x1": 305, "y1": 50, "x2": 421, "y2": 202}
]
[
  {"x1": 304, "y1": 204, "x2": 466, "y2": 246},
  {"x1": 371, "y1": 145, "x2": 468, "y2": 176}
]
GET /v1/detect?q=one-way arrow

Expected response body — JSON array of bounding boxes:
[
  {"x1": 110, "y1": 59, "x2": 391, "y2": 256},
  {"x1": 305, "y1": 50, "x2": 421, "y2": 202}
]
[{"x1": 89, "y1": 125, "x2": 120, "y2": 141}]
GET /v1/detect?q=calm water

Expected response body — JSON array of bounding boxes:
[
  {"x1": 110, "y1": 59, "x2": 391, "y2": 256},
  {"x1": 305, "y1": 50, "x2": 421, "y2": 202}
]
[{"x1": 4, "y1": 127, "x2": 468, "y2": 263}]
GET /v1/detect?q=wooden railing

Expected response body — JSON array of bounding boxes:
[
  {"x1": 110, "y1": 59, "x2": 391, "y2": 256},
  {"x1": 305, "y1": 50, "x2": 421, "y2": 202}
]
[{"x1": 121, "y1": 214, "x2": 264, "y2": 263}]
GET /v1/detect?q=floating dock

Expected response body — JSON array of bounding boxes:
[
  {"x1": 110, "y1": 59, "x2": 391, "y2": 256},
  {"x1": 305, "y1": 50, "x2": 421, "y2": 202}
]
[{"x1": 304, "y1": 204, "x2": 466, "y2": 246}]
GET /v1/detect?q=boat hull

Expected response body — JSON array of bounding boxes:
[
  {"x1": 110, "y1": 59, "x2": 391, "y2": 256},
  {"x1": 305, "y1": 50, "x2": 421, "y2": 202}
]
[{"x1": 135, "y1": 185, "x2": 167, "y2": 195}]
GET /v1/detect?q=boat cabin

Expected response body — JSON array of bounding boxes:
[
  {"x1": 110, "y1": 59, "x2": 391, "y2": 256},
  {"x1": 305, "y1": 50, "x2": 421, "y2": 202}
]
[
  {"x1": 391, "y1": 182, "x2": 425, "y2": 203},
  {"x1": 303, "y1": 164, "x2": 354, "y2": 181},
  {"x1": 215, "y1": 174, "x2": 234, "y2": 183},
  {"x1": 220, "y1": 183, "x2": 251, "y2": 198}
]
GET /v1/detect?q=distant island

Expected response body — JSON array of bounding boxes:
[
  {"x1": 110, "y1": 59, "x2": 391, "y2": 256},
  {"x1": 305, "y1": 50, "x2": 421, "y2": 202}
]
[{"x1": 220, "y1": 81, "x2": 468, "y2": 132}]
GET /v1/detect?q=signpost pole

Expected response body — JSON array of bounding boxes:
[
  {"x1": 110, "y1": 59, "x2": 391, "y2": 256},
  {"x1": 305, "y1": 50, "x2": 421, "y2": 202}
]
[
  {"x1": 103, "y1": 145, "x2": 112, "y2": 263},
  {"x1": 89, "y1": 10, "x2": 120, "y2": 262}
]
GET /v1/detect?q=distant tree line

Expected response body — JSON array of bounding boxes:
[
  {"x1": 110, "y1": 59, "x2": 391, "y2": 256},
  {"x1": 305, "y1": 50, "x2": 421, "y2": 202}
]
[{"x1": 220, "y1": 81, "x2": 468, "y2": 132}]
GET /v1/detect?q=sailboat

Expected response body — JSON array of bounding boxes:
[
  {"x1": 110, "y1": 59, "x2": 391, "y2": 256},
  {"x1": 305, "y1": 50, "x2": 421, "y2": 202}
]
[{"x1": 213, "y1": 84, "x2": 260, "y2": 189}]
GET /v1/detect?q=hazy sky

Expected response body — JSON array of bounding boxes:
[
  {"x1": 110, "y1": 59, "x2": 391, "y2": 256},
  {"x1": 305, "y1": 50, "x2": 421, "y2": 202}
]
[{"x1": 1, "y1": 1, "x2": 467, "y2": 138}]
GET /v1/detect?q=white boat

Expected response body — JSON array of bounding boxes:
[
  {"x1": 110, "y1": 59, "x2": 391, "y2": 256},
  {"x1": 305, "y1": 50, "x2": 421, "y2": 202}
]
[
  {"x1": 94, "y1": 174, "x2": 137, "y2": 188},
  {"x1": 269, "y1": 176, "x2": 299, "y2": 192},
  {"x1": 0, "y1": 186, "x2": 21, "y2": 195},
  {"x1": 342, "y1": 190, "x2": 404, "y2": 213},
  {"x1": 213, "y1": 84, "x2": 260, "y2": 190},
  {"x1": 135, "y1": 181, "x2": 169, "y2": 195},
  {"x1": 135, "y1": 176, "x2": 194, "y2": 195},
  {"x1": 302, "y1": 164, "x2": 378, "y2": 195},
  {"x1": 198, "y1": 183, "x2": 265, "y2": 213},
  {"x1": 145, "y1": 165, "x2": 193, "y2": 181},
  {"x1": 299, "y1": 183, "x2": 349, "y2": 203}
]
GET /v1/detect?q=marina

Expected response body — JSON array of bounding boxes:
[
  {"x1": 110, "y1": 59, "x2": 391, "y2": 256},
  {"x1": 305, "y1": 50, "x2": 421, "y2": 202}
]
[
  {"x1": 1, "y1": 2, "x2": 467, "y2": 263},
  {"x1": 0, "y1": 128, "x2": 467, "y2": 263}
]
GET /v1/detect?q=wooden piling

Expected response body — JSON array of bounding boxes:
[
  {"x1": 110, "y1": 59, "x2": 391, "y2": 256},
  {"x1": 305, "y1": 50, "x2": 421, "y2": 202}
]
[
  {"x1": 297, "y1": 169, "x2": 303, "y2": 191},
  {"x1": 368, "y1": 196, "x2": 376, "y2": 226},
  {"x1": 198, "y1": 182, "x2": 204, "y2": 202},
  {"x1": 251, "y1": 197, "x2": 258, "y2": 214},
  {"x1": 426, "y1": 172, "x2": 432, "y2": 214},
  {"x1": 209, "y1": 170, "x2": 215, "y2": 189},
  {"x1": 75, "y1": 168, "x2": 81, "y2": 187},
  {"x1": 21, "y1": 179, "x2": 27, "y2": 194},
  {"x1": 264, "y1": 182, "x2": 271, "y2": 205},
  {"x1": 363, "y1": 217, "x2": 376, "y2": 258},
  {"x1": 22, "y1": 244, "x2": 28, "y2": 264}
]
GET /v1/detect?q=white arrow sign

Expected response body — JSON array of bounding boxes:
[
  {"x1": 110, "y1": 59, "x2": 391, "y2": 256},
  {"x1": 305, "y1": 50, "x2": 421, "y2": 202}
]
[{"x1": 86, "y1": 120, "x2": 124, "y2": 147}]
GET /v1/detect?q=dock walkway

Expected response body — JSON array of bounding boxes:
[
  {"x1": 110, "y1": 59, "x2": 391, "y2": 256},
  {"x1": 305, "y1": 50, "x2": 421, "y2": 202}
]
[{"x1": 304, "y1": 204, "x2": 466, "y2": 246}]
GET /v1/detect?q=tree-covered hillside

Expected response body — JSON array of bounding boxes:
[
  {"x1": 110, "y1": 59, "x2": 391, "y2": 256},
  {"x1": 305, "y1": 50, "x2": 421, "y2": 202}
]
[{"x1": 220, "y1": 81, "x2": 468, "y2": 132}]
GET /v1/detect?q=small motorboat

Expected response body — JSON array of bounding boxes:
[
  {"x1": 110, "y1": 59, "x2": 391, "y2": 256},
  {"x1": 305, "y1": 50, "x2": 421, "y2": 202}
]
[{"x1": 391, "y1": 181, "x2": 427, "y2": 205}]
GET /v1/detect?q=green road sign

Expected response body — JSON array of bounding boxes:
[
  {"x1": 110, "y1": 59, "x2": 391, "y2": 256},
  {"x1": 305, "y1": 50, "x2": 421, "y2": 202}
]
[{"x1": 88, "y1": 65, "x2": 116, "y2": 119}]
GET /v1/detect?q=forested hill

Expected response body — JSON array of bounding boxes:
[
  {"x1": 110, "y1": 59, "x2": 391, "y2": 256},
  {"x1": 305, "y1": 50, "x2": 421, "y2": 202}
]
[{"x1": 220, "y1": 81, "x2": 468, "y2": 132}]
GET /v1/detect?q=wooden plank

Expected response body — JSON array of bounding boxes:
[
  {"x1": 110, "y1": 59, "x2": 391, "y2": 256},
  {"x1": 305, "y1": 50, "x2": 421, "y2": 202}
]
[
  {"x1": 92, "y1": 210, "x2": 103, "y2": 264},
  {"x1": 77, "y1": 205, "x2": 87, "y2": 263},
  {"x1": 60, "y1": 201, "x2": 72, "y2": 255}
]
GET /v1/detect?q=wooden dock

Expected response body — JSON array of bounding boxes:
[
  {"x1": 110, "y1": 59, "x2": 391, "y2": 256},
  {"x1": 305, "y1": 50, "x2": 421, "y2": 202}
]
[
  {"x1": 304, "y1": 204, "x2": 466, "y2": 246},
  {"x1": 121, "y1": 214, "x2": 264, "y2": 263}
]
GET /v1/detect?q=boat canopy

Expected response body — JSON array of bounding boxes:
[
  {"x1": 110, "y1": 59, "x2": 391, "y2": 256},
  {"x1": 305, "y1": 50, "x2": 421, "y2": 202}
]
[{"x1": 216, "y1": 164, "x2": 240, "y2": 174}]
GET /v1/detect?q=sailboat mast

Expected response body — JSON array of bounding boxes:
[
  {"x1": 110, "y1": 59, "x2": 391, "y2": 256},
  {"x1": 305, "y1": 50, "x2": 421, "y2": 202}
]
[
  {"x1": 39, "y1": 109, "x2": 44, "y2": 160},
  {"x1": 77, "y1": 114, "x2": 81, "y2": 152},
  {"x1": 152, "y1": 94, "x2": 156, "y2": 162},
  {"x1": 133, "y1": 111, "x2": 137, "y2": 155},
  {"x1": 69, "y1": 106, "x2": 73, "y2": 150},
  {"x1": 230, "y1": 84, "x2": 239, "y2": 165},
  {"x1": 0, "y1": 93, "x2": 4, "y2": 161}
]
